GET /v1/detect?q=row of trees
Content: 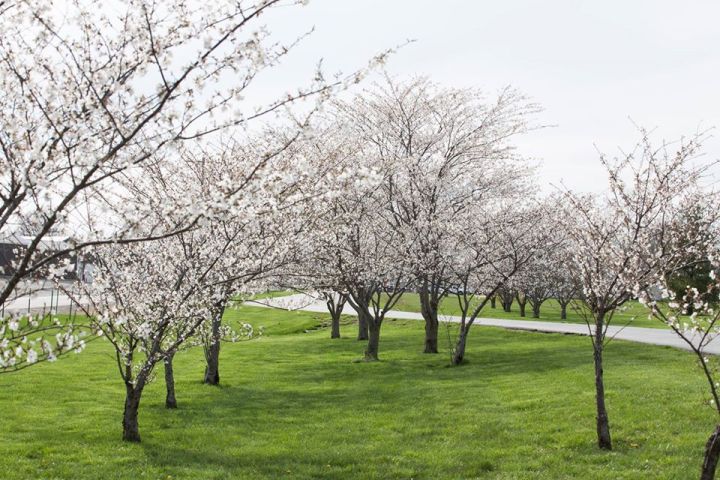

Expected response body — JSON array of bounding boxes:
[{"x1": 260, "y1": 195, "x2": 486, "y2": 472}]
[
  {"x1": 0, "y1": 0, "x2": 393, "y2": 370},
  {"x1": 2, "y1": 2, "x2": 720, "y2": 478},
  {"x1": 294, "y1": 97, "x2": 720, "y2": 480},
  {"x1": 0, "y1": 0, "x2": 391, "y2": 443},
  {"x1": 292, "y1": 80, "x2": 720, "y2": 479}
]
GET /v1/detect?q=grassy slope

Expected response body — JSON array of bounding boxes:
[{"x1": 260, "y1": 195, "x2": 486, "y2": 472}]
[
  {"x1": 0, "y1": 306, "x2": 712, "y2": 479},
  {"x1": 387, "y1": 294, "x2": 664, "y2": 329}
]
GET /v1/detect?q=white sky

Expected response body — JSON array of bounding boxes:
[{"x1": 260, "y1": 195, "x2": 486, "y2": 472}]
[{"x1": 255, "y1": 0, "x2": 720, "y2": 193}]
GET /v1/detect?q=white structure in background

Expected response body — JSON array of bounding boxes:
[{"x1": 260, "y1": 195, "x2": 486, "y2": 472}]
[{"x1": 0, "y1": 230, "x2": 94, "y2": 283}]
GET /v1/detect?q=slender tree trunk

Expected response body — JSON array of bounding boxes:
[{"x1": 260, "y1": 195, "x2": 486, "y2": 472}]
[
  {"x1": 490, "y1": 296, "x2": 496, "y2": 309},
  {"x1": 518, "y1": 300, "x2": 526, "y2": 317},
  {"x1": 122, "y1": 384, "x2": 143, "y2": 442},
  {"x1": 203, "y1": 302, "x2": 225, "y2": 385},
  {"x1": 364, "y1": 320, "x2": 381, "y2": 361},
  {"x1": 593, "y1": 327, "x2": 612, "y2": 450},
  {"x1": 357, "y1": 309, "x2": 369, "y2": 341},
  {"x1": 560, "y1": 303, "x2": 568, "y2": 320},
  {"x1": 164, "y1": 352, "x2": 177, "y2": 409},
  {"x1": 701, "y1": 424, "x2": 720, "y2": 480},
  {"x1": 331, "y1": 310, "x2": 341, "y2": 339},
  {"x1": 532, "y1": 303, "x2": 541, "y2": 318},
  {"x1": 451, "y1": 326, "x2": 469, "y2": 366}
]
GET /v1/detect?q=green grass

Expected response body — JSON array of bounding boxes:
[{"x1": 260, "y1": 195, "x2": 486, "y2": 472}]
[
  {"x1": 223, "y1": 303, "x2": 328, "y2": 336},
  {"x1": 387, "y1": 294, "x2": 665, "y2": 329},
  {"x1": 0, "y1": 306, "x2": 714, "y2": 479}
]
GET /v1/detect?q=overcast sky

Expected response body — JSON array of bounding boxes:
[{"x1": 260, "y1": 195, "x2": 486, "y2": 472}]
[{"x1": 253, "y1": 0, "x2": 720, "y2": 192}]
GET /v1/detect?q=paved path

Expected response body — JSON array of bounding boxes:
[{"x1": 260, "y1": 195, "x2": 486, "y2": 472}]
[
  {"x1": 2, "y1": 286, "x2": 83, "y2": 316},
  {"x1": 250, "y1": 293, "x2": 720, "y2": 355}
]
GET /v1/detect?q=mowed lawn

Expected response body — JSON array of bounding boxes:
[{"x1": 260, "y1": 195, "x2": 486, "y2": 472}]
[
  {"x1": 387, "y1": 294, "x2": 665, "y2": 329},
  {"x1": 0, "y1": 306, "x2": 712, "y2": 479}
]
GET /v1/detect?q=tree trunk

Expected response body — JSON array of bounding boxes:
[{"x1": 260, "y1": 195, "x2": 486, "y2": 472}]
[
  {"x1": 451, "y1": 327, "x2": 469, "y2": 366},
  {"x1": 164, "y1": 353, "x2": 177, "y2": 409},
  {"x1": 325, "y1": 292, "x2": 346, "y2": 339},
  {"x1": 419, "y1": 284, "x2": 440, "y2": 354},
  {"x1": 593, "y1": 342, "x2": 612, "y2": 450},
  {"x1": 331, "y1": 310, "x2": 341, "y2": 339},
  {"x1": 516, "y1": 292, "x2": 527, "y2": 317},
  {"x1": 357, "y1": 310, "x2": 369, "y2": 341},
  {"x1": 424, "y1": 316, "x2": 439, "y2": 354},
  {"x1": 203, "y1": 302, "x2": 225, "y2": 385},
  {"x1": 560, "y1": 303, "x2": 567, "y2": 320},
  {"x1": 501, "y1": 292, "x2": 513, "y2": 313},
  {"x1": 204, "y1": 347, "x2": 220, "y2": 385},
  {"x1": 364, "y1": 320, "x2": 381, "y2": 361},
  {"x1": 122, "y1": 384, "x2": 143, "y2": 442},
  {"x1": 490, "y1": 296, "x2": 496, "y2": 309},
  {"x1": 532, "y1": 303, "x2": 541, "y2": 318},
  {"x1": 701, "y1": 424, "x2": 720, "y2": 480}
]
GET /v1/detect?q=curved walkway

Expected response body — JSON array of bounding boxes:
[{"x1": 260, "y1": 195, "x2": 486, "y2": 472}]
[{"x1": 252, "y1": 293, "x2": 720, "y2": 355}]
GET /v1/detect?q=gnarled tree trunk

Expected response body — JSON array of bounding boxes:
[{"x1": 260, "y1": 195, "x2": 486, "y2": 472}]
[
  {"x1": 357, "y1": 309, "x2": 369, "y2": 341},
  {"x1": 122, "y1": 383, "x2": 144, "y2": 442},
  {"x1": 419, "y1": 282, "x2": 440, "y2": 354},
  {"x1": 701, "y1": 424, "x2": 720, "y2": 480},
  {"x1": 164, "y1": 352, "x2": 177, "y2": 409},
  {"x1": 424, "y1": 316, "x2": 439, "y2": 353},
  {"x1": 331, "y1": 311, "x2": 341, "y2": 339},
  {"x1": 364, "y1": 320, "x2": 381, "y2": 361},
  {"x1": 530, "y1": 299, "x2": 545, "y2": 318},
  {"x1": 203, "y1": 301, "x2": 226, "y2": 385},
  {"x1": 501, "y1": 290, "x2": 514, "y2": 312},
  {"x1": 516, "y1": 293, "x2": 527, "y2": 317}
]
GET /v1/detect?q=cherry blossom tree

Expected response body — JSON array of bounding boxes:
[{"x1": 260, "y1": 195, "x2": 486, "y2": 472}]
[
  {"x1": 75, "y1": 235, "x2": 223, "y2": 441},
  {"x1": 559, "y1": 131, "x2": 712, "y2": 450},
  {"x1": 513, "y1": 211, "x2": 566, "y2": 319},
  {"x1": 300, "y1": 126, "x2": 410, "y2": 358},
  {"x1": 447, "y1": 203, "x2": 548, "y2": 365},
  {"x1": 523, "y1": 269, "x2": 554, "y2": 318},
  {"x1": 317, "y1": 189, "x2": 410, "y2": 360},
  {"x1": 514, "y1": 287, "x2": 528, "y2": 317},
  {"x1": 289, "y1": 112, "x2": 385, "y2": 344},
  {"x1": 126, "y1": 129, "x2": 331, "y2": 387},
  {"x1": 329, "y1": 76, "x2": 539, "y2": 353},
  {"x1": 0, "y1": 0, "x2": 310, "y2": 300},
  {"x1": 497, "y1": 286, "x2": 516, "y2": 313},
  {"x1": 73, "y1": 210, "x2": 305, "y2": 441},
  {"x1": 67, "y1": 115, "x2": 342, "y2": 440},
  {"x1": 552, "y1": 245, "x2": 580, "y2": 320},
  {"x1": 0, "y1": 0, "x2": 393, "y2": 373}
]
